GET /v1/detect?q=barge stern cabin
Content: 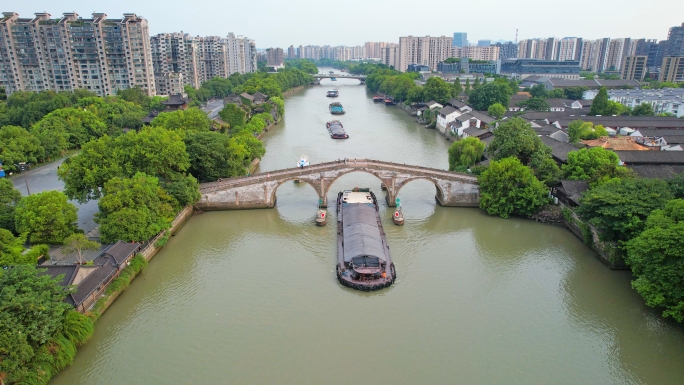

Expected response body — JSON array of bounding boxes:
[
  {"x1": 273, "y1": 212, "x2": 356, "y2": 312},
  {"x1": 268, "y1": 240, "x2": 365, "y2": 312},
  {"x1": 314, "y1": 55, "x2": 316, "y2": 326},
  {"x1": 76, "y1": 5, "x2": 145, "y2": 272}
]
[{"x1": 336, "y1": 189, "x2": 396, "y2": 291}]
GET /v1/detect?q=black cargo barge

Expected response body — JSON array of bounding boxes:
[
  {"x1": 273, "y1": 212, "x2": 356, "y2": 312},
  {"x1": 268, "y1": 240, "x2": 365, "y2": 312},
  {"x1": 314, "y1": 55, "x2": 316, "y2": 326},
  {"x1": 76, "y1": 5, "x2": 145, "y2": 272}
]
[{"x1": 336, "y1": 188, "x2": 396, "y2": 291}]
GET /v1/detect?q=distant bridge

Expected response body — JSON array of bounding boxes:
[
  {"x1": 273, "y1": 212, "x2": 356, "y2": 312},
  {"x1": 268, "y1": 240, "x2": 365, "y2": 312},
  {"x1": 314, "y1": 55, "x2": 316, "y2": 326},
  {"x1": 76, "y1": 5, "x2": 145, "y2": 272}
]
[
  {"x1": 197, "y1": 159, "x2": 479, "y2": 210},
  {"x1": 312, "y1": 74, "x2": 367, "y2": 84}
]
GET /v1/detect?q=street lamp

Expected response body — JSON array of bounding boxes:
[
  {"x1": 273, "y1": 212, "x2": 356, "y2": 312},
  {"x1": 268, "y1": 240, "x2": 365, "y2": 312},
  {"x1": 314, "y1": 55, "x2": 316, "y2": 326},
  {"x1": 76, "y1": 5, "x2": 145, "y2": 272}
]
[{"x1": 14, "y1": 162, "x2": 31, "y2": 195}]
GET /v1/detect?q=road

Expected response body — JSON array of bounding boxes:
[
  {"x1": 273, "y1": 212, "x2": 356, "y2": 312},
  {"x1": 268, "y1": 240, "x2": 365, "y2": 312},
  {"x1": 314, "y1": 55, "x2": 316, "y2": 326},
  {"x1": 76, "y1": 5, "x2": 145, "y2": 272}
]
[
  {"x1": 10, "y1": 158, "x2": 99, "y2": 233},
  {"x1": 202, "y1": 99, "x2": 224, "y2": 120}
]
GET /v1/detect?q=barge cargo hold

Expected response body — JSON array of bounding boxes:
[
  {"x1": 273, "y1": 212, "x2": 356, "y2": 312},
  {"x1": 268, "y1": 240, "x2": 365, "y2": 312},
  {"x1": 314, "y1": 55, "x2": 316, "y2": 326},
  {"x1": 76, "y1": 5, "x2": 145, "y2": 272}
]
[
  {"x1": 329, "y1": 102, "x2": 345, "y2": 114},
  {"x1": 326, "y1": 89, "x2": 339, "y2": 97},
  {"x1": 326, "y1": 120, "x2": 349, "y2": 139},
  {"x1": 336, "y1": 189, "x2": 396, "y2": 291}
]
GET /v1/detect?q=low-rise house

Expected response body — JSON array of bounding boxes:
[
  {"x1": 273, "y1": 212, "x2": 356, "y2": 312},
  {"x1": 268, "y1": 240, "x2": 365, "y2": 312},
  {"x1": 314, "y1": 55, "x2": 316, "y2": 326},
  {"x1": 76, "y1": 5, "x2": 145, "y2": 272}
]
[
  {"x1": 224, "y1": 94, "x2": 242, "y2": 105},
  {"x1": 553, "y1": 116, "x2": 684, "y2": 131},
  {"x1": 436, "y1": 106, "x2": 461, "y2": 133},
  {"x1": 425, "y1": 100, "x2": 443, "y2": 110},
  {"x1": 583, "y1": 88, "x2": 684, "y2": 118},
  {"x1": 581, "y1": 136, "x2": 653, "y2": 151},
  {"x1": 39, "y1": 260, "x2": 117, "y2": 313},
  {"x1": 93, "y1": 241, "x2": 141, "y2": 271},
  {"x1": 615, "y1": 150, "x2": 684, "y2": 166},
  {"x1": 540, "y1": 135, "x2": 582, "y2": 165},
  {"x1": 556, "y1": 180, "x2": 589, "y2": 207},
  {"x1": 142, "y1": 110, "x2": 159, "y2": 125},
  {"x1": 448, "y1": 112, "x2": 493, "y2": 137},
  {"x1": 240, "y1": 92, "x2": 255, "y2": 104},
  {"x1": 252, "y1": 92, "x2": 268, "y2": 105},
  {"x1": 446, "y1": 99, "x2": 473, "y2": 114},
  {"x1": 462, "y1": 126, "x2": 493, "y2": 140}
]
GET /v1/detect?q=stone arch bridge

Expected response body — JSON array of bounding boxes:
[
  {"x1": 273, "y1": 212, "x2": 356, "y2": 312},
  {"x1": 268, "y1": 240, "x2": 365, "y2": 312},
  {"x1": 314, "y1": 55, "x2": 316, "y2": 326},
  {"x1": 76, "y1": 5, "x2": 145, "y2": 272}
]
[
  {"x1": 197, "y1": 159, "x2": 479, "y2": 210},
  {"x1": 312, "y1": 74, "x2": 367, "y2": 84}
]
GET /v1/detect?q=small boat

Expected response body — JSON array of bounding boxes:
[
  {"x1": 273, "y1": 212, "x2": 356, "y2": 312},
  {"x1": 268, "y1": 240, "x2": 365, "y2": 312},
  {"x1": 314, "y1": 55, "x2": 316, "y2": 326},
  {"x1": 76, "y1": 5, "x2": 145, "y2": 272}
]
[
  {"x1": 297, "y1": 156, "x2": 309, "y2": 168},
  {"x1": 331, "y1": 77, "x2": 337, "y2": 81},
  {"x1": 326, "y1": 90, "x2": 339, "y2": 97},
  {"x1": 383, "y1": 98, "x2": 396, "y2": 106},
  {"x1": 326, "y1": 120, "x2": 349, "y2": 139},
  {"x1": 336, "y1": 188, "x2": 395, "y2": 291},
  {"x1": 372, "y1": 95, "x2": 384, "y2": 103},
  {"x1": 329, "y1": 102, "x2": 345, "y2": 114},
  {"x1": 329, "y1": 71, "x2": 334, "y2": 74}
]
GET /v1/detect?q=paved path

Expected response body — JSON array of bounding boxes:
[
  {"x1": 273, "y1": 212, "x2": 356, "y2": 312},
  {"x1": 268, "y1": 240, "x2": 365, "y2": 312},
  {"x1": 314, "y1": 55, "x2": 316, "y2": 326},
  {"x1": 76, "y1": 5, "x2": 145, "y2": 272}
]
[{"x1": 202, "y1": 99, "x2": 225, "y2": 120}]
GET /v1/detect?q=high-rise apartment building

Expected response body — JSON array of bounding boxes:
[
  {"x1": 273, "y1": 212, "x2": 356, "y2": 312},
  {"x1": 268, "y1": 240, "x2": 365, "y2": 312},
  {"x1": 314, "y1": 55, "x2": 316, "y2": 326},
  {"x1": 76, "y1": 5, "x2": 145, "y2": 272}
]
[
  {"x1": 364, "y1": 42, "x2": 390, "y2": 59},
  {"x1": 557, "y1": 37, "x2": 583, "y2": 61},
  {"x1": 225, "y1": 33, "x2": 257, "y2": 75},
  {"x1": 477, "y1": 40, "x2": 491, "y2": 47},
  {"x1": 287, "y1": 45, "x2": 296, "y2": 59},
  {"x1": 660, "y1": 56, "x2": 684, "y2": 82},
  {"x1": 605, "y1": 38, "x2": 631, "y2": 71},
  {"x1": 398, "y1": 35, "x2": 452, "y2": 72},
  {"x1": 150, "y1": 32, "x2": 200, "y2": 89},
  {"x1": 664, "y1": 23, "x2": 684, "y2": 57},
  {"x1": 621, "y1": 55, "x2": 647, "y2": 81},
  {"x1": 0, "y1": 12, "x2": 155, "y2": 96},
  {"x1": 460, "y1": 46, "x2": 500, "y2": 61},
  {"x1": 266, "y1": 48, "x2": 284, "y2": 68},
  {"x1": 453, "y1": 33, "x2": 467, "y2": 47},
  {"x1": 380, "y1": 44, "x2": 399, "y2": 69},
  {"x1": 493, "y1": 42, "x2": 518, "y2": 59},
  {"x1": 579, "y1": 38, "x2": 610, "y2": 72}
]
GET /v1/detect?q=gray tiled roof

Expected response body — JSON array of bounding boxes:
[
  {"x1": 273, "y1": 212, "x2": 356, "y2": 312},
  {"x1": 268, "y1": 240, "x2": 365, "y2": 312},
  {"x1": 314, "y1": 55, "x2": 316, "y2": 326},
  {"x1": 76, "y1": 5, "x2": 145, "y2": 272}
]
[
  {"x1": 439, "y1": 106, "x2": 458, "y2": 116},
  {"x1": 540, "y1": 135, "x2": 581, "y2": 163},
  {"x1": 556, "y1": 116, "x2": 684, "y2": 129},
  {"x1": 615, "y1": 150, "x2": 684, "y2": 165},
  {"x1": 559, "y1": 180, "x2": 589, "y2": 205},
  {"x1": 629, "y1": 165, "x2": 684, "y2": 179},
  {"x1": 102, "y1": 241, "x2": 141, "y2": 266},
  {"x1": 468, "y1": 111, "x2": 496, "y2": 123}
]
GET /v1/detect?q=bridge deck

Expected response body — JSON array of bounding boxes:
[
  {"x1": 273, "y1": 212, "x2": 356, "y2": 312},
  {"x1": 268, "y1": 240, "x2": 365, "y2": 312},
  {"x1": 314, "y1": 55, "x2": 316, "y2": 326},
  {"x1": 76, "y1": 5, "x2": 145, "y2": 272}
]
[{"x1": 199, "y1": 159, "x2": 476, "y2": 194}]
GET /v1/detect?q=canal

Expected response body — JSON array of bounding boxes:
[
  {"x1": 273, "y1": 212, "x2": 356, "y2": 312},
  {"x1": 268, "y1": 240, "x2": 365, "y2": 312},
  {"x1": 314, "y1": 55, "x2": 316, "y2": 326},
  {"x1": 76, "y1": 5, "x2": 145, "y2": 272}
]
[{"x1": 50, "y1": 69, "x2": 684, "y2": 385}]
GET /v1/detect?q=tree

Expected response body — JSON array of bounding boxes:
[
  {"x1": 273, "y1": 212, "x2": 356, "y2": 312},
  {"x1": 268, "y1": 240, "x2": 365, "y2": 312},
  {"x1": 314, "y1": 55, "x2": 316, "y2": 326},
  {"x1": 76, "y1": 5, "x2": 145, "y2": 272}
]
[
  {"x1": 219, "y1": 103, "x2": 247, "y2": 129},
  {"x1": 667, "y1": 173, "x2": 684, "y2": 199},
  {"x1": 0, "y1": 178, "x2": 22, "y2": 233},
  {"x1": 422, "y1": 77, "x2": 453, "y2": 105},
  {"x1": 632, "y1": 103, "x2": 654, "y2": 116},
  {"x1": 14, "y1": 191, "x2": 77, "y2": 244},
  {"x1": 534, "y1": 157, "x2": 562, "y2": 187},
  {"x1": 162, "y1": 174, "x2": 201, "y2": 209},
  {"x1": 117, "y1": 86, "x2": 151, "y2": 109},
  {"x1": 564, "y1": 86, "x2": 589, "y2": 100},
  {"x1": 97, "y1": 173, "x2": 177, "y2": 243},
  {"x1": 577, "y1": 178, "x2": 673, "y2": 243},
  {"x1": 448, "y1": 137, "x2": 485, "y2": 170},
  {"x1": 568, "y1": 120, "x2": 610, "y2": 143},
  {"x1": 517, "y1": 97, "x2": 550, "y2": 111},
  {"x1": 0, "y1": 125, "x2": 44, "y2": 172},
  {"x1": 151, "y1": 107, "x2": 211, "y2": 133},
  {"x1": 62, "y1": 233, "x2": 100, "y2": 264},
  {"x1": 626, "y1": 199, "x2": 684, "y2": 322},
  {"x1": 487, "y1": 103, "x2": 505, "y2": 119},
  {"x1": 453, "y1": 78, "x2": 463, "y2": 96},
  {"x1": 464, "y1": 78, "x2": 471, "y2": 94},
  {"x1": 529, "y1": 83, "x2": 548, "y2": 98},
  {"x1": 562, "y1": 147, "x2": 632, "y2": 186},
  {"x1": 467, "y1": 83, "x2": 512, "y2": 111},
  {"x1": 185, "y1": 131, "x2": 245, "y2": 182},
  {"x1": 589, "y1": 87, "x2": 609, "y2": 115},
  {"x1": 0, "y1": 228, "x2": 25, "y2": 265},
  {"x1": 487, "y1": 117, "x2": 547, "y2": 165},
  {"x1": 478, "y1": 157, "x2": 549, "y2": 218},
  {"x1": 0, "y1": 265, "x2": 74, "y2": 382}
]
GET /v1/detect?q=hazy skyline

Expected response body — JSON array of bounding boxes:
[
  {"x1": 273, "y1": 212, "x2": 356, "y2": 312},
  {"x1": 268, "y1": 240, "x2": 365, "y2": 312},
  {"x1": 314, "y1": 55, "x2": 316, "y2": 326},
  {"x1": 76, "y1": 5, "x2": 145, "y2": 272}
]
[{"x1": 8, "y1": 0, "x2": 684, "y2": 48}]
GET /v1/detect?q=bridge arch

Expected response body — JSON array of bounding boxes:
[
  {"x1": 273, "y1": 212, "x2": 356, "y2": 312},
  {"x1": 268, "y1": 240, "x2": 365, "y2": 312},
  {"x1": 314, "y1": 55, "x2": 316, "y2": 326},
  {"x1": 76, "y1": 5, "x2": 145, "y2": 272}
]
[
  {"x1": 323, "y1": 169, "x2": 390, "y2": 199},
  {"x1": 394, "y1": 176, "x2": 446, "y2": 201},
  {"x1": 269, "y1": 176, "x2": 319, "y2": 206}
]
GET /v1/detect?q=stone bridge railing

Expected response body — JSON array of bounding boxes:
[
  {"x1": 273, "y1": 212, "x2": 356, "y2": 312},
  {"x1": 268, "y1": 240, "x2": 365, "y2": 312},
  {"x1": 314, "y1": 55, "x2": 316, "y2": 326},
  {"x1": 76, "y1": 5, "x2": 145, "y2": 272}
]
[{"x1": 198, "y1": 159, "x2": 479, "y2": 210}]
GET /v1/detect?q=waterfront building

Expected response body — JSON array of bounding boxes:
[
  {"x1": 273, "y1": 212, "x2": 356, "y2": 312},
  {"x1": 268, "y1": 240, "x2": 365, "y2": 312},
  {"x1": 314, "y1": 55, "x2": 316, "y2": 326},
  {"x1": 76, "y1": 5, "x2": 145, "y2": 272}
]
[
  {"x1": 621, "y1": 55, "x2": 647, "y2": 81},
  {"x1": 659, "y1": 56, "x2": 684, "y2": 83},
  {"x1": 398, "y1": 35, "x2": 453, "y2": 72},
  {"x1": 501, "y1": 58, "x2": 581, "y2": 79},
  {"x1": 266, "y1": 48, "x2": 284, "y2": 68},
  {"x1": 0, "y1": 12, "x2": 155, "y2": 96},
  {"x1": 453, "y1": 32, "x2": 467, "y2": 47}
]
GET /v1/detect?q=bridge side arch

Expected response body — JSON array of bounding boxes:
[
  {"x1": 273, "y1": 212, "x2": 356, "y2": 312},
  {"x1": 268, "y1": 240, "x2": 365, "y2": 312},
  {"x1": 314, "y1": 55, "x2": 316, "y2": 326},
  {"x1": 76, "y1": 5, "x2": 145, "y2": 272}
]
[
  {"x1": 394, "y1": 176, "x2": 446, "y2": 200},
  {"x1": 269, "y1": 176, "x2": 320, "y2": 205}
]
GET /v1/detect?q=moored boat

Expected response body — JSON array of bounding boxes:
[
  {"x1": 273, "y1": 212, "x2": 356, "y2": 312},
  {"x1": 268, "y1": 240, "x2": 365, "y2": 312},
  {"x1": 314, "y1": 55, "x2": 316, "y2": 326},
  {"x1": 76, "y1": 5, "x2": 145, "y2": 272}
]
[
  {"x1": 326, "y1": 120, "x2": 349, "y2": 139},
  {"x1": 329, "y1": 70, "x2": 334, "y2": 74},
  {"x1": 329, "y1": 102, "x2": 345, "y2": 114},
  {"x1": 383, "y1": 98, "x2": 396, "y2": 106},
  {"x1": 331, "y1": 77, "x2": 337, "y2": 81},
  {"x1": 326, "y1": 89, "x2": 339, "y2": 97},
  {"x1": 297, "y1": 156, "x2": 309, "y2": 168},
  {"x1": 372, "y1": 95, "x2": 384, "y2": 102},
  {"x1": 336, "y1": 188, "x2": 395, "y2": 291}
]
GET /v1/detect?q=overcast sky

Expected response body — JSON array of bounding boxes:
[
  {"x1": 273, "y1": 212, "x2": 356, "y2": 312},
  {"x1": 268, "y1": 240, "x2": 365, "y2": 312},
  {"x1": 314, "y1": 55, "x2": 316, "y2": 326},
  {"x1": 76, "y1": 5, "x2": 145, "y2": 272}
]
[{"x1": 9, "y1": 0, "x2": 684, "y2": 48}]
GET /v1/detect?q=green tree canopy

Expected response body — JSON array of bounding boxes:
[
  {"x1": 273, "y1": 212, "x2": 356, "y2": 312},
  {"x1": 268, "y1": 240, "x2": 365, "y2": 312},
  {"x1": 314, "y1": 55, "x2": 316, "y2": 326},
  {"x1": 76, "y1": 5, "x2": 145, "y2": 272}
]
[
  {"x1": 562, "y1": 147, "x2": 632, "y2": 186},
  {"x1": 529, "y1": 84, "x2": 548, "y2": 98},
  {"x1": 631, "y1": 103, "x2": 654, "y2": 116},
  {"x1": 448, "y1": 137, "x2": 485, "y2": 170},
  {"x1": 15, "y1": 190, "x2": 78, "y2": 244},
  {"x1": 0, "y1": 178, "x2": 22, "y2": 233},
  {"x1": 422, "y1": 77, "x2": 454, "y2": 105},
  {"x1": 467, "y1": 82, "x2": 512, "y2": 111},
  {"x1": 478, "y1": 157, "x2": 549, "y2": 218},
  {"x1": 589, "y1": 87, "x2": 610, "y2": 115},
  {"x1": 62, "y1": 233, "x2": 100, "y2": 264},
  {"x1": 0, "y1": 228, "x2": 25, "y2": 265},
  {"x1": 626, "y1": 199, "x2": 684, "y2": 322},
  {"x1": 151, "y1": 107, "x2": 212, "y2": 133},
  {"x1": 487, "y1": 103, "x2": 505, "y2": 119},
  {"x1": 97, "y1": 172, "x2": 177, "y2": 243},
  {"x1": 567, "y1": 120, "x2": 609, "y2": 143},
  {"x1": 517, "y1": 97, "x2": 550, "y2": 111},
  {"x1": 0, "y1": 265, "x2": 74, "y2": 383},
  {"x1": 185, "y1": 131, "x2": 247, "y2": 182},
  {"x1": 453, "y1": 78, "x2": 463, "y2": 96},
  {"x1": 577, "y1": 178, "x2": 673, "y2": 243},
  {"x1": 0, "y1": 125, "x2": 45, "y2": 172},
  {"x1": 564, "y1": 86, "x2": 589, "y2": 100},
  {"x1": 219, "y1": 103, "x2": 247, "y2": 129},
  {"x1": 487, "y1": 117, "x2": 548, "y2": 165}
]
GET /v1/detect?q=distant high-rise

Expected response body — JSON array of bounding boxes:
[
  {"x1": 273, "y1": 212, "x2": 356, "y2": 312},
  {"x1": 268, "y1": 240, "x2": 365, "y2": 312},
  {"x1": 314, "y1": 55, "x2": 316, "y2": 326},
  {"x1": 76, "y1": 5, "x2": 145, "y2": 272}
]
[
  {"x1": 621, "y1": 56, "x2": 647, "y2": 81},
  {"x1": 266, "y1": 48, "x2": 284, "y2": 68},
  {"x1": 399, "y1": 35, "x2": 453, "y2": 72},
  {"x1": 665, "y1": 23, "x2": 684, "y2": 57},
  {"x1": 660, "y1": 56, "x2": 684, "y2": 82},
  {"x1": 453, "y1": 32, "x2": 468, "y2": 47},
  {"x1": 477, "y1": 40, "x2": 492, "y2": 47},
  {"x1": 0, "y1": 12, "x2": 155, "y2": 96},
  {"x1": 287, "y1": 45, "x2": 296, "y2": 59},
  {"x1": 493, "y1": 42, "x2": 519, "y2": 59}
]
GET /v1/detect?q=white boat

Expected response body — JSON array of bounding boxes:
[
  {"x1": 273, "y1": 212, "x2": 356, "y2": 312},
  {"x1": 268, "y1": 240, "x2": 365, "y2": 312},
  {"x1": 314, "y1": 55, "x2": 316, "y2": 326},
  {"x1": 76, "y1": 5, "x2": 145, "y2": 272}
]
[{"x1": 297, "y1": 156, "x2": 310, "y2": 168}]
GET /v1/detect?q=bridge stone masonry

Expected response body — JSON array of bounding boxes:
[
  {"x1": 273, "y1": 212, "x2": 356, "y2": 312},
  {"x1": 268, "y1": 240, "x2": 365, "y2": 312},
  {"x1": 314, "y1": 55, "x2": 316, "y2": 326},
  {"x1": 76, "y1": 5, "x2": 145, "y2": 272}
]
[
  {"x1": 311, "y1": 74, "x2": 367, "y2": 84},
  {"x1": 197, "y1": 159, "x2": 479, "y2": 210}
]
